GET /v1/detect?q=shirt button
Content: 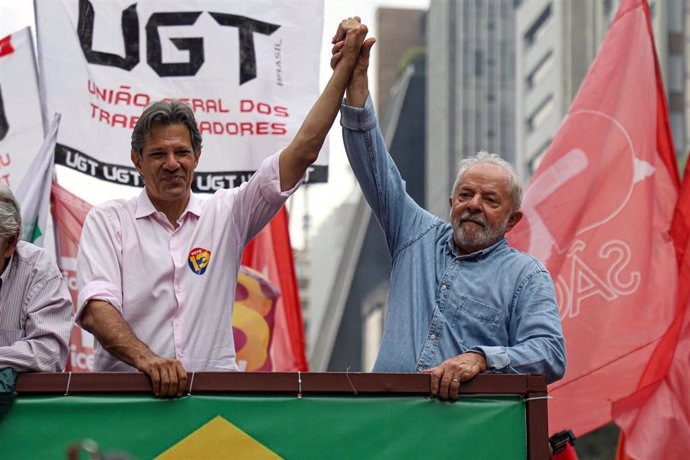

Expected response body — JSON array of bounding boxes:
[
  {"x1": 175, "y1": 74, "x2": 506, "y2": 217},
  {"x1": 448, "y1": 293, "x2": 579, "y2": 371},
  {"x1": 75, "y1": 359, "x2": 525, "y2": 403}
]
[
  {"x1": 430, "y1": 333, "x2": 436, "y2": 340},
  {"x1": 440, "y1": 284, "x2": 447, "y2": 290},
  {"x1": 417, "y1": 365, "x2": 424, "y2": 372}
]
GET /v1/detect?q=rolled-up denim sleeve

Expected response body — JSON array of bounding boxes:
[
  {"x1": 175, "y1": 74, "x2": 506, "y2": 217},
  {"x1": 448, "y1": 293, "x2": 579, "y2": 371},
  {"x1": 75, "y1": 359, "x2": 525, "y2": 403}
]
[{"x1": 340, "y1": 95, "x2": 436, "y2": 256}]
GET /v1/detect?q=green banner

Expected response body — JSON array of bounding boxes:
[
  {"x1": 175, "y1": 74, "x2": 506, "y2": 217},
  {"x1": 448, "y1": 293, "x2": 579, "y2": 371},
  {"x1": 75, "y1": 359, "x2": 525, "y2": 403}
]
[{"x1": 2, "y1": 395, "x2": 525, "y2": 459}]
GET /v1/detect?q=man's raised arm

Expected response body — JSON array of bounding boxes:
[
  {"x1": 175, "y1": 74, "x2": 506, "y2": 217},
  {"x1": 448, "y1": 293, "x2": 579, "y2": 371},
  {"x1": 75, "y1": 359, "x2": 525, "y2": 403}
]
[{"x1": 278, "y1": 17, "x2": 373, "y2": 191}]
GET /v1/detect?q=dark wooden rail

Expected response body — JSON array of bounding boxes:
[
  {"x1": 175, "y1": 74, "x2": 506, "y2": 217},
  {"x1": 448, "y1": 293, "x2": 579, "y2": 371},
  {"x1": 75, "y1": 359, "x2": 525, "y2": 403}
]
[{"x1": 15, "y1": 372, "x2": 548, "y2": 459}]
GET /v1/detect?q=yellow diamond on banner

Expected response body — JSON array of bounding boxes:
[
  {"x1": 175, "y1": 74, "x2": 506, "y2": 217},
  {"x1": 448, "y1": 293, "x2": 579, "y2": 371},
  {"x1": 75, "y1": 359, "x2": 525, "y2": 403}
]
[{"x1": 155, "y1": 415, "x2": 283, "y2": 459}]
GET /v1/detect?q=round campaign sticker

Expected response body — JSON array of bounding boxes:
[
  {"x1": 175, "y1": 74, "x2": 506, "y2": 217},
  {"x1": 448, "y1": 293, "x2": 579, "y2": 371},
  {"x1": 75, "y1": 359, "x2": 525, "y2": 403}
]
[{"x1": 188, "y1": 247, "x2": 211, "y2": 275}]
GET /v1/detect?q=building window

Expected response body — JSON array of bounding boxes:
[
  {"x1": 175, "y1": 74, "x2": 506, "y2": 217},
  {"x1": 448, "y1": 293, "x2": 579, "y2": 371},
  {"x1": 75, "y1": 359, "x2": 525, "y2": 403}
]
[
  {"x1": 528, "y1": 138, "x2": 553, "y2": 174},
  {"x1": 527, "y1": 95, "x2": 554, "y2": 132},
  {"x1": 524, "y1": 5, "x2": 552, "y2": 47},
  {"x1": 527, "y1": 51, "x2": 554, "y2": 89}
]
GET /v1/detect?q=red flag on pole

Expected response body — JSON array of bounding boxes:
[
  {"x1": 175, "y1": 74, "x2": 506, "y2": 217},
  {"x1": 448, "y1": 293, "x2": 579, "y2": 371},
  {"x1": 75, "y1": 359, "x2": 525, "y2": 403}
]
[
  {"x1": 0, "y1": 34, "x2": 14, "y2": 57},
  {"x1": 612, "y1": 158, "x2": 690, "y2": 459},
  {"x1": 509, "y1": 0, "x2": 680, "y2": 437},
  {"x1": 52, "y1": 181, "x2": 95, "y2": 372},
  {"x1": 241, "y1": 206, "x2": 308, "y2": 371}
]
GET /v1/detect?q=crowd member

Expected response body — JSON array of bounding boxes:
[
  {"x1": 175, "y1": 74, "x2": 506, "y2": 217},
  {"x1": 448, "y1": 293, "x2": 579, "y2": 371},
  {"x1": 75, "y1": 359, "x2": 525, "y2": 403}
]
[{"x1": 0, "y1": 185, "x2": 73, "y2": 372}]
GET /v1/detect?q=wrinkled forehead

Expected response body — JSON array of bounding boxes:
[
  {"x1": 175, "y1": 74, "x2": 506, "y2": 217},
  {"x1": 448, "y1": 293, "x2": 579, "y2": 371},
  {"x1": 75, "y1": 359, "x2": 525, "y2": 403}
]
[{"x1": 454, "y1": 163, "x2": 511, "y2": 194}]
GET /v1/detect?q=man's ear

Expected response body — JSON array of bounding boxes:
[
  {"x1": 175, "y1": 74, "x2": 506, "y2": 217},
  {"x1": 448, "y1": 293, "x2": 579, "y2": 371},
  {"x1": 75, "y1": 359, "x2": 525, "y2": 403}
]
[
  {"x1": 131, "y1": 150, "x2": 142, "y2": 173},
  {"x1": 448, "y1": 196, "x2": 453, "y2": 208},
  {"x1": 505, "y1": 210, "x2": 523, "y2": 232},
  {"x1": 194, "y1": 149, "x2": 201, "y2": 167},
  {"x1": 2, "y1": 234, "x2": 18, "y2": 259}
]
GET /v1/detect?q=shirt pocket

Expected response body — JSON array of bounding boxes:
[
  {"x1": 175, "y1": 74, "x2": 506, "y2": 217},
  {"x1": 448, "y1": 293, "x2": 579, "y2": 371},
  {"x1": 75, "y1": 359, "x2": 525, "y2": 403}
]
[
  {"x1": 451, "y1": 296, "x2": 504, "y2": 345},
  {"x1": 0, "y1": 329, "x2": 24, "y2": 347}
]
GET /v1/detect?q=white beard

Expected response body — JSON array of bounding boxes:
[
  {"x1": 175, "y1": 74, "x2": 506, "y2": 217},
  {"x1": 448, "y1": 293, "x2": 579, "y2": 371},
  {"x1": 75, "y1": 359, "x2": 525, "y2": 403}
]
[{"x1": 451, "y1": 210, "x2": 510, "y2": 253}]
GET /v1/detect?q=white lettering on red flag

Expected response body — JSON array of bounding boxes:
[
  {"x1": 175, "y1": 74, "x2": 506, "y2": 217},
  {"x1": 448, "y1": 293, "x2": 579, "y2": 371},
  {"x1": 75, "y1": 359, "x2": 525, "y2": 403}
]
[
  {"x1": 509, "y1": 0, "x2": 679, "y2": 436},
  {"x1": 612, "y1": 54, "x2": 690, "y2": 460}
]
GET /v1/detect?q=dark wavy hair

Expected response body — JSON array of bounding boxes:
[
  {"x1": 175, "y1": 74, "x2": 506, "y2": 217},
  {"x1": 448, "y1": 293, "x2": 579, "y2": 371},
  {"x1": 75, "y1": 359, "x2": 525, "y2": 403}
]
[{"x1": 131, "y1": 100, "x2": 202, "y2": 159}]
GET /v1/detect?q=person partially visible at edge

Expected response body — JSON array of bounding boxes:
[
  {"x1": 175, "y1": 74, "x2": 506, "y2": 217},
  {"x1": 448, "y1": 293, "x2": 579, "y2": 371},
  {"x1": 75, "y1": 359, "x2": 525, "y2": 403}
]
[
  {"x1": 332, "y1": 18, "x2": 566, "y2": 400},
  {"x1": 0, "y1": 185, "x2": 74, "y2": 372},
  {"x1": 76, "y1": 19, "x2": 371, "y2": 398}
]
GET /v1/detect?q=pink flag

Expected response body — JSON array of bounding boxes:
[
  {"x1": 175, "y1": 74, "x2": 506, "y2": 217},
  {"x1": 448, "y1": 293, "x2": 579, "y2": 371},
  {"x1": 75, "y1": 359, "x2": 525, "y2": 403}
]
[
  {"x1": 509, "y1": 0, "x2": 679, "y2": 437},
  {"x1": 51, "y1": 181, "x2": 94, "y2": 372}
]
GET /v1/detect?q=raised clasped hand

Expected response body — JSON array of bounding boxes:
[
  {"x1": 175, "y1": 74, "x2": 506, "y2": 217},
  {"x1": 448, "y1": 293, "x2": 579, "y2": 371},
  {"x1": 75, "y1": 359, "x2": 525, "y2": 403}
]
[{"x1": 330, "y1": 16, "x2": 372, "y2": 70}]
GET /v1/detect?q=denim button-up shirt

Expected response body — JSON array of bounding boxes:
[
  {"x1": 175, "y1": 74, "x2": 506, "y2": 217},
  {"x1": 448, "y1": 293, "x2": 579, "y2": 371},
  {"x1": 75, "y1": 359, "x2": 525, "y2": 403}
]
[{"x1": 340, "y1": 96, "x2": 566, "y2": 383}]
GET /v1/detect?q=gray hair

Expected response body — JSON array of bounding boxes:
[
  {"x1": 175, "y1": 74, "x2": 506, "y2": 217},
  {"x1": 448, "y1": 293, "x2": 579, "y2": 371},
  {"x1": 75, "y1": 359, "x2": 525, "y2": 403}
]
[
  {"x1": 131, "y1": 100, "x2": 203, "y2": 159},
  {"x1": 452, "y1": 151, "x2": 523, "y2": 211},
  {"x1": 0, "y1": 185, "x2": 21, "y2": 246}
]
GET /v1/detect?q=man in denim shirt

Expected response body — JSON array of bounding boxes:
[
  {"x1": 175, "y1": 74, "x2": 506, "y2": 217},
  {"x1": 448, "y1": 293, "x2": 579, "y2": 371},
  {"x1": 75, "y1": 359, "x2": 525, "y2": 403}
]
[{"x1": 332, "y1": 19, "x2": 565, "y2": 400}]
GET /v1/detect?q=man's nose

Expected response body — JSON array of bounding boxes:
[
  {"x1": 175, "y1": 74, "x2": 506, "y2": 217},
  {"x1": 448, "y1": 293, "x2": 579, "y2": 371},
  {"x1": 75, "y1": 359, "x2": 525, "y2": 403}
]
[
  {"x1": 467, "y1": 195, "x2": 482, "y2": 211},
  {"x1": 162, "y1": 152, "x2": 179, "y2": 170}
]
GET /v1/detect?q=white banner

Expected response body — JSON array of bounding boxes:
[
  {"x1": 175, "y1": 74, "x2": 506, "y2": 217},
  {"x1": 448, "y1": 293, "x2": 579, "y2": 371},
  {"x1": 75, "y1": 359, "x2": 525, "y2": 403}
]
[
  {"x1": 0, "y1": 27, "x2": 44, "y2": 191},
  {"x1": 36, "y1": 0, "x2": 327, "y2": 190}
]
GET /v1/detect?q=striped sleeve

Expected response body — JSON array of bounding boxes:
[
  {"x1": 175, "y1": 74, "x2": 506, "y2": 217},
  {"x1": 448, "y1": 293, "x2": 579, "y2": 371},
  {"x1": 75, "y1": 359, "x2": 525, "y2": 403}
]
[{"x1": 0, "y1": 244, "x2": 74, "y2": 372}]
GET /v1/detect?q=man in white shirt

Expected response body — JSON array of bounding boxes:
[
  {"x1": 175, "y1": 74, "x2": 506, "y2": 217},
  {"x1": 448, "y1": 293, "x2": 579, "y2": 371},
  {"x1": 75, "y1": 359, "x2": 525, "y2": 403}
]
[
  {"x1": 77, "y1": 19, "x2": 371, "y2": 397},
  {"x1": 0, "y1": 185, "x2": 73, "y2": 372}
]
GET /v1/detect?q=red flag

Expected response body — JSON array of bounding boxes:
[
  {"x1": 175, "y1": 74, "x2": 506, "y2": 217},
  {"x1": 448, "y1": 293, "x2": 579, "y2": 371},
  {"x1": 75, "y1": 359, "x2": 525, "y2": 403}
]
[
  {"x1": 509, "y1": 0, "x2": 679, "y2": 437},
  {"x1": 553, "y1": 443, "x2": 579, "y2": 460},
  {"x1": 51, "y1": 182, "x2": 94, "y2": 372},
  {"x1": 612, "y1": 156, "x2": 690, "y2": 459},
  {"x1": 242, "y1": 206, "x2": 308, "y2": 371},
  {"x1": 0, "y1": 34, "x2": 14, "y2": 58}
]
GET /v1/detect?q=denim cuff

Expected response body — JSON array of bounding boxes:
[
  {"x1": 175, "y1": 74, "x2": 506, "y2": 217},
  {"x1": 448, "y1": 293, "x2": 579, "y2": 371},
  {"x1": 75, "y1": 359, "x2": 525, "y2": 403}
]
[
  {"x1": 474, "y1": 346, "x2": 509, "y2": 371},
  {"x1": 340, "y1": 94, "x2": 377, "y2": 131}
]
